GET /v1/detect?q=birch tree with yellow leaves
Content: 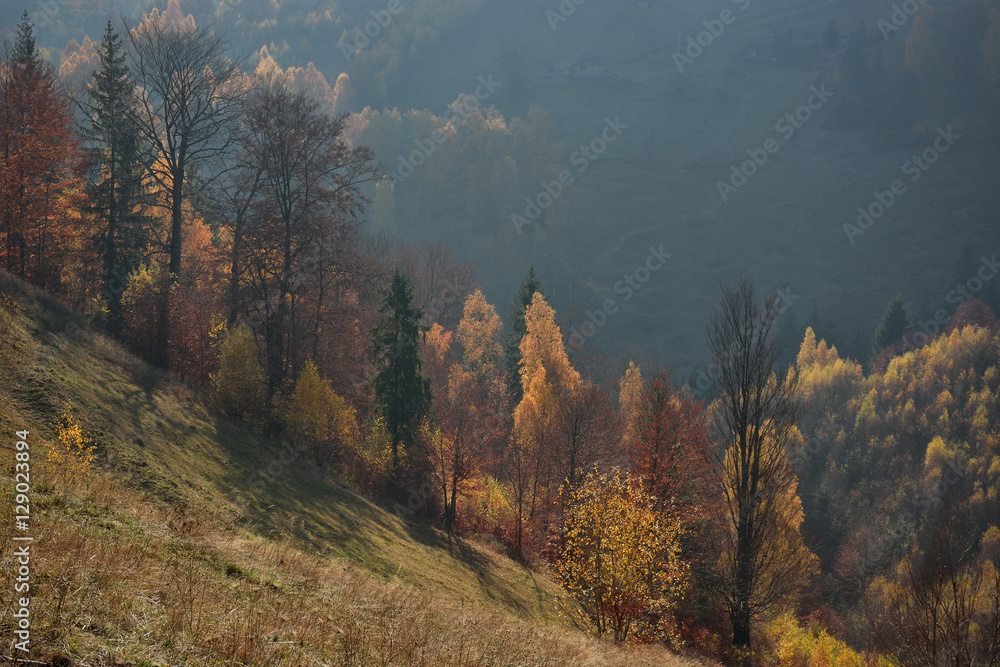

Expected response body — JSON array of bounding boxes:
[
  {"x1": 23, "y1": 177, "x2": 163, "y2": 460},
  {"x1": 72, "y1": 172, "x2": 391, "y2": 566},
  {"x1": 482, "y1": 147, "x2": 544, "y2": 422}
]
[{"x1": 557, "y1": 468, "x2": 689, "y2": 644}]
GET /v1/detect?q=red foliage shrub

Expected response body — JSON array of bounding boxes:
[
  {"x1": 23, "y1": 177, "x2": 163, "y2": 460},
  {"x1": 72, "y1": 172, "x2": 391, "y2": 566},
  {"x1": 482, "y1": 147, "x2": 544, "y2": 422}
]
[
  {"x1": 168, "y1": 278, "x2": 222, "y2": 387},
  {"x1": 946, "y1": 299, "x2": 998, "y2": 334}
]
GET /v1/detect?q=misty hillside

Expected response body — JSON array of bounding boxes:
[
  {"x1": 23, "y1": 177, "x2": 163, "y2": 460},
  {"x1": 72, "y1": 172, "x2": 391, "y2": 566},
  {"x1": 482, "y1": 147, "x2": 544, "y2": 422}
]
[{"x1": 12, "y1": 0, "x2": 1000, "y2": 375}]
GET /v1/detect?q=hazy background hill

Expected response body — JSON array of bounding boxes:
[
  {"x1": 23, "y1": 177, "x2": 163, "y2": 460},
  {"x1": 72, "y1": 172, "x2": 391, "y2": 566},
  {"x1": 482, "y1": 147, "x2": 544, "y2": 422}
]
[{"x1": 6, "y1": 0, "x2": 999, "y2": 378}]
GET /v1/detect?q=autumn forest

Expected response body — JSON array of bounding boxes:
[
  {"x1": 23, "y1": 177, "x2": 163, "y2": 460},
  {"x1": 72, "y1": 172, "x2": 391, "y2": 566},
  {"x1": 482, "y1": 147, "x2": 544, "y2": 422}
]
[{"x1": 2, "y1": 1, "x2": 1000, "y2": 665}]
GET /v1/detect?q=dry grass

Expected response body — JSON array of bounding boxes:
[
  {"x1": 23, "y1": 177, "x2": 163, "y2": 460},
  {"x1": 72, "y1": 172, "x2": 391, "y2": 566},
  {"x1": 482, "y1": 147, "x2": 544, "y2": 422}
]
[{"x1": 0, "y1": 469, "x2": 705, "y2": 665}]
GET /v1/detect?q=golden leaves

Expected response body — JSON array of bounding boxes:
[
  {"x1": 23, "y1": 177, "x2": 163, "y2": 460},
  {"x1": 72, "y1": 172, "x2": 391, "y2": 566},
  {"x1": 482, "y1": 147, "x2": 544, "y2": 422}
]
[
  {"x1": 556, "y1": 468, "x2": 689, "y2": 644},
  {"x1": 47, "y1": 403, "x2": 95, "y2": 488}
]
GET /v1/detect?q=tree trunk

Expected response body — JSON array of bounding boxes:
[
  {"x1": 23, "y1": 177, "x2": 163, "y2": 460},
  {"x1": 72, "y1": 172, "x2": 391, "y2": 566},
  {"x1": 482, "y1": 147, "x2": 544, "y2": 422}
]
[
  {"x1": 17, "y1": 180, "x2": 26, "y2": 277},
  {"x1": 269, "y1": 214, "x2": 293, "y2": 388},
  {"x1": 446, "y1": 457, "x2": 459, "y2": 533},
  {"x1": 104, "y1": 148, "x2": 121, "y2": 334},
  {"x1": 731, "y1": 607, "x2": 751, "y2": 648},
  {"x1": 733, "y1": 509, "x2": 754, "y2": 649},
  {"x1": 228, "y1": 218, "x2": 242, "y2": 325},
  {"x1": 156, "y1": 165, "x2": 184, "y2": 367},
  {"x1": 312, "y1": 271, "x2": 325, "y2": 362},
  {"x1": 168, "y1": 166, "x2": 184, "y2": 277},
  {"x1": 266, "y1": 313, "x2": 281, "y2": 393}
]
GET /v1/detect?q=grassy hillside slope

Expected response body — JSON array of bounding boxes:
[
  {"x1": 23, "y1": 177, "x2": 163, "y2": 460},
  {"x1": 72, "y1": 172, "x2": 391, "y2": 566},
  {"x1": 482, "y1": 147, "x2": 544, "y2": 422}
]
[{"x1": 0, "y1": 271, "x2": 708, "y2": 666}]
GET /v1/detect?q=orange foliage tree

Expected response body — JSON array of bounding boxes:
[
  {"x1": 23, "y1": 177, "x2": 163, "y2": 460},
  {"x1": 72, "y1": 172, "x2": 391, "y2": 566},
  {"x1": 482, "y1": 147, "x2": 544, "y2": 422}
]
[
  {"x1": 166, "y1": 216, "x2": 226, "y2": 386},
  {"x1": 631, "y1": 367, "x2": 712, "y2": 517},
  {"x1": 423, "y1": 290, "x2": 508, "y2": 532},
  {"x1": 511, "y1": 292, "x2": 581, "y2": 549},
  {"x1": 0, "y1": 13, "x2": 87, "y2": 292}
]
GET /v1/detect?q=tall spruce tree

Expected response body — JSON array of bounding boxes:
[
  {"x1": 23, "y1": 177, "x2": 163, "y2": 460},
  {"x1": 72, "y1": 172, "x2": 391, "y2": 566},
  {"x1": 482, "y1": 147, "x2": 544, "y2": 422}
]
[
  {"x1": 81, "y1": 21, "x2": 150, "y2": 333},
  {"x1": 504, "y1": 266, "x2": 545, "y2": 401},
  {"x1": 872, "y1": 294, "x2": 915, "y2": 358},
  {"x1": 13, "y1": 12, "x2": 40, "y2": 67},
  {"x1": 371, "y1": 269, "x2": 432, "y2": 472}
]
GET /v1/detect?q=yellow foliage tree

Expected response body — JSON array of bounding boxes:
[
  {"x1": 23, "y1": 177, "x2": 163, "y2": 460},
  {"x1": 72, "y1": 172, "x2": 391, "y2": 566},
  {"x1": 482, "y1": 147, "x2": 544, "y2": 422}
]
[
  {"x1": 518, "y1": 292, "x2": 581, "y2": 395},
  {"x1": 426, "y1": 290, "x2": 507, "y2": 532},
  {"x1": 351, "y1": 416, "x2": 395, "y2": 493},
  {"x1": 212, "y1": 324, "x2": 267, "y2": 421},
  {"x1": 284, "y1": 360, "x2": 358, "y2": 463},
  {"x1": 557, "y1": 468, "x2": 689, "y2": 644},
  {"x1": 463, "y1": 475, "x2": 517, "y2": 537},
  {"x1": 764, "y1": 612, "x2": 874, "y2": 667},
  {"x1": 453, "y1": 289, "x2": 504, "y2": 386},
  {"x1": 619, "y1": 361, "x2": 642, "y2": 451},
  {"x1": 513, "y1": 292, "x2": 581, "y2": 530},
  {"x1": 790, "y1": 328, "x2": 862, "y2": 440},
  {"x1": 421, "y1": 321, "x2": 453, "y2": 386},
  {"x1": 48, "y1": 404, "x2": 95, "y2": 487}
]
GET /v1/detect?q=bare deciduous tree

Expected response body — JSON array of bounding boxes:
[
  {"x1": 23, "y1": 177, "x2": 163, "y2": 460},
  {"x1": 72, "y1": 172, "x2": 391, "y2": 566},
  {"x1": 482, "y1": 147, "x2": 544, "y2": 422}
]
[
  {"x1": 552, "y1": 383, "x2": 619, "y2": 495},
  {"x1": 238, "y1": 80, "x2": 378, "y2": 388},
  {"x1": 706, "y1": 275, "x2": 816, "y2": 649},
  {"x1": 126, "y1": 14, "x2": 244, "y2": 364},
  {"x1": 205, "y1": 132, "x2": 262, "y2": 326},
  {"x1": 866, "y1": 517, "x2": 1000, "y2": 667}
]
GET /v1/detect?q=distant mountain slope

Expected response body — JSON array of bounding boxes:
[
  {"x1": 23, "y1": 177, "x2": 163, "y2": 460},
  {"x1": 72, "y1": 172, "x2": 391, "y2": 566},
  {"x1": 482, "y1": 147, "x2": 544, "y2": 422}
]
[{"x1": 0, "y1": 270, "x2": 711, "y2": 665}]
